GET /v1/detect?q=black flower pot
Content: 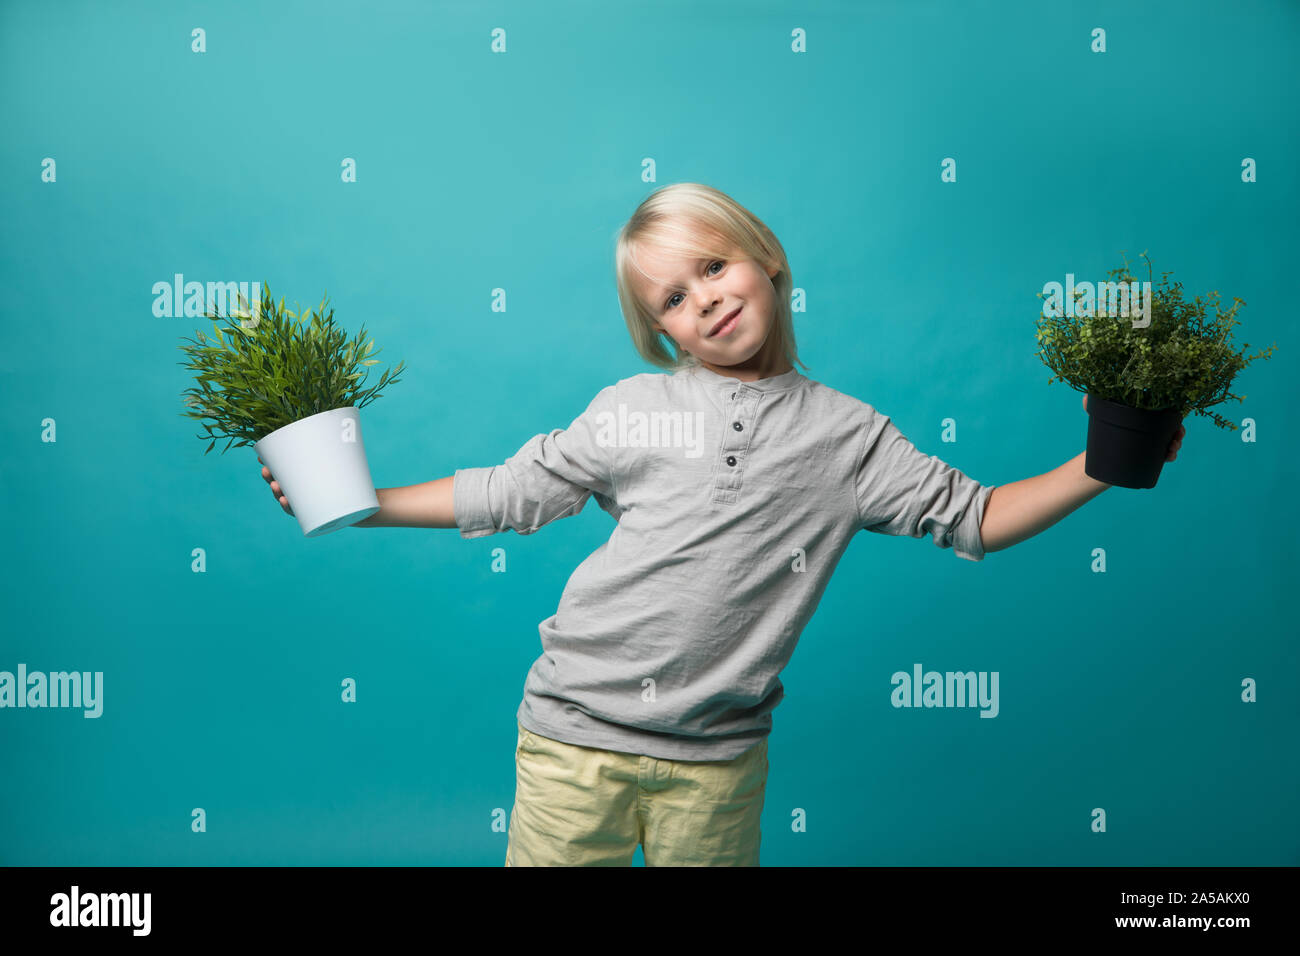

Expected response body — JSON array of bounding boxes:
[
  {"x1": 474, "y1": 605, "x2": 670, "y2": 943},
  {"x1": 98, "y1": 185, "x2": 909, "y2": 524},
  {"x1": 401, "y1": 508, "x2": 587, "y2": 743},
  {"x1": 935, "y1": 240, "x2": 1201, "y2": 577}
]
[{"x1": 1084, "y1": 393, "x2": 1184, "y2": 489}]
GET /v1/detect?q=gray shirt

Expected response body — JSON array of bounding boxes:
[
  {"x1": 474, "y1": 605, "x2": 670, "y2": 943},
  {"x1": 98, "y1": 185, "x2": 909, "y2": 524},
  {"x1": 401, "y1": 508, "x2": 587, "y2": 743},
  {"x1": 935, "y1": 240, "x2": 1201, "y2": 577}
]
[{"x1": 453, "y1": 363, "x2": 996, "y2": 761}]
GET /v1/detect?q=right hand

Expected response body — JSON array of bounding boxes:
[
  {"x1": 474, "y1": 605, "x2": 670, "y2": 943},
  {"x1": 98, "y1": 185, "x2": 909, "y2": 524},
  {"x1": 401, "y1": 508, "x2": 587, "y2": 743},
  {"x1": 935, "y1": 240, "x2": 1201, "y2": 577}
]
[{"x1": 258, "y1": 456, "x2": 294, "y2": 516}]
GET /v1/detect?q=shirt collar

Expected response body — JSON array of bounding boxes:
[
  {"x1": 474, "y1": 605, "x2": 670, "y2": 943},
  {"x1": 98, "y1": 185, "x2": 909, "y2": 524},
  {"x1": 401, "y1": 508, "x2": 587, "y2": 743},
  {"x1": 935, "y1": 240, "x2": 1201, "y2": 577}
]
[{"x1": 683, "y1": 363, "x2": 807, "y2": 393}]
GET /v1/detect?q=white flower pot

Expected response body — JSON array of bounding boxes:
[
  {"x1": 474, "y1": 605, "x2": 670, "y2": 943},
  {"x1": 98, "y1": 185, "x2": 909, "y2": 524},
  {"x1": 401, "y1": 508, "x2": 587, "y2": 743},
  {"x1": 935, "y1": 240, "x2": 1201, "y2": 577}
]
[{"x1": 253, "y1": 406, "x2": 380, "y2": 537}]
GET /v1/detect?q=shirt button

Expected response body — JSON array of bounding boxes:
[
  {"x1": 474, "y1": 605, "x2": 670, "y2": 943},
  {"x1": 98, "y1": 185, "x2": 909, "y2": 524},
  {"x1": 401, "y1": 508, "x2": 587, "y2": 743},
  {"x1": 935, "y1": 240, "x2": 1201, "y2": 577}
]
[
  {"x1": 725, "y1": 455, "x2": 737, "y2": 466},
  {"x1": 732, "y1": 421, "x2": 743, "y2": 431}
]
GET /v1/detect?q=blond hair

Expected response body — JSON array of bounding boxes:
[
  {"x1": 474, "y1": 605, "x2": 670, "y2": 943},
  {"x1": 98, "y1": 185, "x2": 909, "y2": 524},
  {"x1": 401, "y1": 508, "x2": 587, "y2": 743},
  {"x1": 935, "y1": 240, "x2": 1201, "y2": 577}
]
[{"x1": 613, "y1": 183, "x2": 807, "y2": 373}]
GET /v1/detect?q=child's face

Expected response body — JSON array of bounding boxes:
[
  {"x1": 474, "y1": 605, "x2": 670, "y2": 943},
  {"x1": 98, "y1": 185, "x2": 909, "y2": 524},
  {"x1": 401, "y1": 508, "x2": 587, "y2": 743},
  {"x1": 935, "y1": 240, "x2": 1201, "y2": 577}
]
[{"x1": 633, "y1": 240, "x2": 785, "y2": 378}]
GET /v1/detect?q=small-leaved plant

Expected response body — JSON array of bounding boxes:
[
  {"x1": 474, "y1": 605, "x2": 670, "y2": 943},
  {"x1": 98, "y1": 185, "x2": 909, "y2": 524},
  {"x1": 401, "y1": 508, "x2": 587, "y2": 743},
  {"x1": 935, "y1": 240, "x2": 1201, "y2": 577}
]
[
  {"x1": 1035, "y1": 252, "x2": 1276, "y2": 430},
  {"x1": 179, "y1": 282, "x2": 406, "y2": 454}
]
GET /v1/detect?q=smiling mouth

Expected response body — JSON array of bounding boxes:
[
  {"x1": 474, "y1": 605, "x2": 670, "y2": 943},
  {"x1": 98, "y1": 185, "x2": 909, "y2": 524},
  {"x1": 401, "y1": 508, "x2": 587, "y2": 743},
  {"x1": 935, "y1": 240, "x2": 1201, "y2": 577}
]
[{"x1": 709, "y1": 306, "x2": 741, "y2": 337}]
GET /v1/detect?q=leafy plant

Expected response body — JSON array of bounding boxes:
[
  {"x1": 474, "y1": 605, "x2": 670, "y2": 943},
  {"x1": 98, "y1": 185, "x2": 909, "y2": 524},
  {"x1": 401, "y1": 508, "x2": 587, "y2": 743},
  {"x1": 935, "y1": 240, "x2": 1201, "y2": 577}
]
[
  {"x1": 1035, "y1": 252, "x2": 1276, "y2": 430},
  {"x1": 178, "y1": 282, "x2": 406, "y2": 454}
]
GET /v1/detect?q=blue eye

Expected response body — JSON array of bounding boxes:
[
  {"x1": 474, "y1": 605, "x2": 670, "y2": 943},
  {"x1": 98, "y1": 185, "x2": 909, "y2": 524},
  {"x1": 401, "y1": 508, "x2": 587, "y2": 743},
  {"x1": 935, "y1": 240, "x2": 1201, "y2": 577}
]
[{"x1": 665, "y1": 260, "x2": 725, "y2": 310}]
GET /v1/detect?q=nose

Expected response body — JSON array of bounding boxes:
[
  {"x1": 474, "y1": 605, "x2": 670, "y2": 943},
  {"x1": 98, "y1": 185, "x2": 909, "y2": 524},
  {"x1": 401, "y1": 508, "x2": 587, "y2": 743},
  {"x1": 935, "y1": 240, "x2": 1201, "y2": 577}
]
[{"x1": 694, "y1": 287, "x2": 721, "y2": 312}]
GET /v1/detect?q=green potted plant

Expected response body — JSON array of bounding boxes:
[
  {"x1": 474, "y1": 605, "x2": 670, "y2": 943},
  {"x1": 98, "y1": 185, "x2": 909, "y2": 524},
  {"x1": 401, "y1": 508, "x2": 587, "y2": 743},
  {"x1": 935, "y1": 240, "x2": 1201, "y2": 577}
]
[
  {"x1": 178, "y1": 282, "x2": 406, "y2": 536},
  {"x1": 1035, "y1": 252, "x2": 1276, "y2": 488}
]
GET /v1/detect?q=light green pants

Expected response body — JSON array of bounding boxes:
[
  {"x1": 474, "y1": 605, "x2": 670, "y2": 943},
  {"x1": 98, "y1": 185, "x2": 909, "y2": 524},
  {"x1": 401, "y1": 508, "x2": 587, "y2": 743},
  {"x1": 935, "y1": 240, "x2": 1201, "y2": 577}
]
[{"x1": 506, "y1": 721, "x2": 769, "y2": 866}]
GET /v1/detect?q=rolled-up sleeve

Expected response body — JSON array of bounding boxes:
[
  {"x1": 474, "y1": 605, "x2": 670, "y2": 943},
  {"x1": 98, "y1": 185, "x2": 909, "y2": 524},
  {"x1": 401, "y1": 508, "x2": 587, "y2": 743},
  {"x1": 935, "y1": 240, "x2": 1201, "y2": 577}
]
[
  {"x1": 854, "y1": 408, "x2": 995, "y2": 562},
  {"x1": 453, "y1": 384, "x2": 618, "y2": 539}
]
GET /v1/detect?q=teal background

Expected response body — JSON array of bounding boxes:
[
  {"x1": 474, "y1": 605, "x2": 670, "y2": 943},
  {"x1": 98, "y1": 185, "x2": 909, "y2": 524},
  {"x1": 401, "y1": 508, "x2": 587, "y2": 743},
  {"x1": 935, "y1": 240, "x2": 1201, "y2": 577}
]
[{"x1": 1, "y1": 0, "x2": 1296, "y2": 866}]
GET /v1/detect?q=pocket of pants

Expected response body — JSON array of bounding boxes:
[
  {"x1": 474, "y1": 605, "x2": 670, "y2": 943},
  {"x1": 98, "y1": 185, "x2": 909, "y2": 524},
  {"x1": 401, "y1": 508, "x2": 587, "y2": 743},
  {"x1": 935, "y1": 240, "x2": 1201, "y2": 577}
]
[{"x1": 516, "y1": 723, "x2": 538, "y2": 752}]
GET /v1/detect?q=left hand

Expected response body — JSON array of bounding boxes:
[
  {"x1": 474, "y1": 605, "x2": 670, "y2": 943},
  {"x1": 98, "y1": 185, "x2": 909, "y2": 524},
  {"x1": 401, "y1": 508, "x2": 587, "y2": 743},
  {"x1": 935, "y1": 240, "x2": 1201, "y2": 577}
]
[{"x1": 1083, "y1": 394, "x2": 1185, "y2": 462}]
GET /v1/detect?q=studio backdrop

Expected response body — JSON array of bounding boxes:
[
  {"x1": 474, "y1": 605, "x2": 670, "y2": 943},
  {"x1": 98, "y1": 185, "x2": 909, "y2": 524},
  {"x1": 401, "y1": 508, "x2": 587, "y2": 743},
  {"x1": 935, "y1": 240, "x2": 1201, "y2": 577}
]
[{"x1": 1, "y1": 0, "x2": 1295, "y2": 866}]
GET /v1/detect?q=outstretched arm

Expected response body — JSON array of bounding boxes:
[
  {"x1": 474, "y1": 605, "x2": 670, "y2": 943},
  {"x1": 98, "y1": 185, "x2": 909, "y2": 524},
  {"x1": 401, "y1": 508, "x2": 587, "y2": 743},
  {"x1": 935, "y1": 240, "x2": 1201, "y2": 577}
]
[
  {"x1": 978, "y1": 452, "x2": 1108, "y2": 553},
  {"x1": 260, "y1": 383, "x2": 619, "y2": 533},
  {"x1": 979, "y1": 395, "x2": 1185, "y2": 553},
  {"x1": 259, "y1": 460, "x2": 456, "y2": 528},
  {"x1": 354, "y1": 477, "x2": 455, "y2": 528}
]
